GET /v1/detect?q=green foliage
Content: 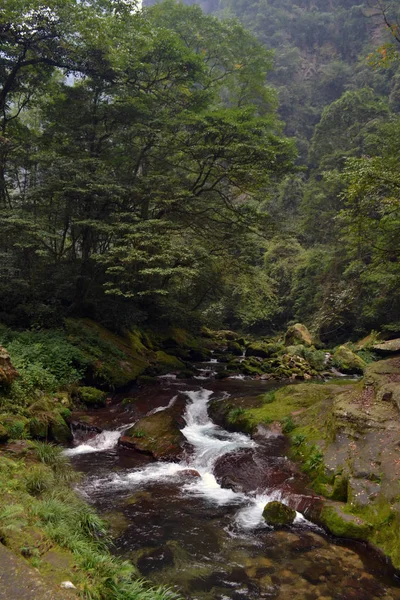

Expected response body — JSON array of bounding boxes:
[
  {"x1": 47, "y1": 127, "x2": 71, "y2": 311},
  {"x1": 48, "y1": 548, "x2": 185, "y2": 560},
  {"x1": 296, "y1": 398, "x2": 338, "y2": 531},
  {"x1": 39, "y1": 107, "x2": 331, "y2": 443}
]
[
  {"x1": 281, "y1": 415, "x2": 295, "y2": 433},
  {"x1": 304, "y1": 447, "x2": 324, "y2": 472}
]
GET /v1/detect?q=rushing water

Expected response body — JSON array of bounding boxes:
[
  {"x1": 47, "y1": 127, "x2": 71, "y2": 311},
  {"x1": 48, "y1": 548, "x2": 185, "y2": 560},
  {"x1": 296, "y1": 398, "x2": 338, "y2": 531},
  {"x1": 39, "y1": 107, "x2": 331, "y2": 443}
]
[{"x1": 67, "y1": 372, "x2": 400, "y2": 600}]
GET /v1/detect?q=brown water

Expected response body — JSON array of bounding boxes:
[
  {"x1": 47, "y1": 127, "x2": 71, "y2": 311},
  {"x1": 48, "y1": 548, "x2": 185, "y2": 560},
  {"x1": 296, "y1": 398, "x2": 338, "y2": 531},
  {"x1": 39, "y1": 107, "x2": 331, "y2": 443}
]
[{"x1": 67, "y1": 370, "x2": 400, "y2": 600}]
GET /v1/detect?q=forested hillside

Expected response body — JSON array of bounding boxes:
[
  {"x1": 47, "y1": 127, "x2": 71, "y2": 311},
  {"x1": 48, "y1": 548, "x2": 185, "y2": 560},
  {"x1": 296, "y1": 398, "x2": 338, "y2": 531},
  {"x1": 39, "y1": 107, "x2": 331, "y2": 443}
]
[
  {"x1": 1, "y1": 0, "x2": 400, "y2": 342},
  {"x1": 213, "y1": 0, "x2": 400, "y2": 342}
]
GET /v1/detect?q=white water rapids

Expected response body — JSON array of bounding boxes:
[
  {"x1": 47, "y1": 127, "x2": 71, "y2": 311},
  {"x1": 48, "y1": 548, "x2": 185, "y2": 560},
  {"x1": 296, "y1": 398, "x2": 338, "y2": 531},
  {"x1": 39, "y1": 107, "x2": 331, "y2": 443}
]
[{"x1": 66, "y1": 388, "x2": 307, "y2": 529}]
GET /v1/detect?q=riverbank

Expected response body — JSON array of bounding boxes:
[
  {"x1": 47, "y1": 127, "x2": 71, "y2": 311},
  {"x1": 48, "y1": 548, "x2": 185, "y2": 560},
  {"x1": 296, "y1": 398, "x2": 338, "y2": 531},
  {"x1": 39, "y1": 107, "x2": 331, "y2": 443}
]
[
  {"x1": 0, "y1": 317, "x2": 396, "y2": 597},
  {"x1": 209, "y1": 357, "x2": 400, "y2": 569}
]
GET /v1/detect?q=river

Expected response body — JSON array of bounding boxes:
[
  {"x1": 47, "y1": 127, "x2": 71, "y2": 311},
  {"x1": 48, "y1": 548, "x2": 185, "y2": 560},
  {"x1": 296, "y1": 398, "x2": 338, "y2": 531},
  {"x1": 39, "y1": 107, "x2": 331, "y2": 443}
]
[{"x1": 65, "y1": 364, "x2": 400, "y2": 600}]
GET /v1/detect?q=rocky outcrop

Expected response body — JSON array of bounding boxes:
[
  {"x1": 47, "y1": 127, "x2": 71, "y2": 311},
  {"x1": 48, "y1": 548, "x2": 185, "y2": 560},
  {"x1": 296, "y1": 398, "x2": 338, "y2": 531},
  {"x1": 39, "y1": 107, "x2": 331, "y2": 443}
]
[{"x1": 0, "y1": 346, "x2": 18, "y2": 386}]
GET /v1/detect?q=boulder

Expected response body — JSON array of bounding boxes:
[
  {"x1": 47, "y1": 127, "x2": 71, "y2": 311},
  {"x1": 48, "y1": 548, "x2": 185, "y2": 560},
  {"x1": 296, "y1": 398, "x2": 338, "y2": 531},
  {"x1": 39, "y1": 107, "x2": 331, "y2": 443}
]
[
  {"x1": 262, "y1": 501, "x2": 296, "y2": 526},
  {"x1": 332, "y1": 346, "x2": 366, "y2": 374},
  {"x1": 78, "y1": 386, "x2": 107, "y2": 407},
  {"x1": 284, "y1": 324, "x2": 313, "y2": 347},
  {"x1": 119, "y1": 397, "x2": 187, "y2": 460},
  {"x1": 0, "y1": 345, "x2": 18, "y2": 386},
  {"x1": 372, "y1": 339, "x2": 400, "y2": 354}
]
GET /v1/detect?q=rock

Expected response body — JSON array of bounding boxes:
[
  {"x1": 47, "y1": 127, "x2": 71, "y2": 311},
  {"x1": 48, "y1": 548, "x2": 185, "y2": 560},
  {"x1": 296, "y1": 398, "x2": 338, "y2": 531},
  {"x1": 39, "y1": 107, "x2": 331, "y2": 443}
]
[
  {"x1": 78, "y1": 386, "x2": 107, "y2": 407},
  {"x1": 284, "y1": 324, "x2": 313, "y2": 347},
  {"x1": 320, "y1": 502, "x2": 372, "y2": 540},
  {"x1": 0, "y1": 345, "x2": 18, "y2": 386},
  {"x1": 246, "y1": 342, "x2": 284, "y2": 359},
  {"x1": 332, "y1": 346, "x2": 366, "y2": 374},
  {"x1": 373, "y1": 338, "x2": 400, "y2": 354},
  {"x1": 227, "y1": 341, "x2": 243, "y2": 356},
  {"x1": 119, "y1": 397, "x2": 187, "y2": 460},
  {"x1": 50, "y1": 419, "x2": 73, "y2": 444},
  {"x1": 60, "y1": 581, "x2": 76, "y2": 589},
  {"x1": 263, "y1": 501, "x2": 296, "y2": 526}
]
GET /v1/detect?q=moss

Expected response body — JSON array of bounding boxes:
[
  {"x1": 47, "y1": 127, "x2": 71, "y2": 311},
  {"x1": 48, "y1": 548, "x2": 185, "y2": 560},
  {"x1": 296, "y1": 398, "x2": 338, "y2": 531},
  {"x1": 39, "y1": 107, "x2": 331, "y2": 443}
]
[
  {"x1": 320, "y1": 503, "x2": 372, "y2": 540},
  {"x1": 49, "y1": 419, "x2": 72, "y2": 444},
  {"x1": 154, "y1": 351, "x2": 185, "y2": 372},
  {"x1": 262, "y1": 501, "x2": 296, "y2": 526},
  {"x1": 66, "y1": 318, "x2": 152, "y2": 387},
  {"x1": 78, "y1": 386, "x2": 107, "y2": 407},
  {"x1": 242, "y1": 384, "x2": 331, "y2": 426},
  {"x1": 227, "y1": 341, "x2": 243, "y2": 356}
]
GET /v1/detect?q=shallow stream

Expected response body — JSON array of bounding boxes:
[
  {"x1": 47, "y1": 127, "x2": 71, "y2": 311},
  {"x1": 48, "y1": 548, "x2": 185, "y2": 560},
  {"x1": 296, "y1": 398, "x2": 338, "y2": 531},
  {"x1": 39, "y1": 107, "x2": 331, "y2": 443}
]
[{"x1": 66, "y1": 367, "x2": 400, "y2": 600}]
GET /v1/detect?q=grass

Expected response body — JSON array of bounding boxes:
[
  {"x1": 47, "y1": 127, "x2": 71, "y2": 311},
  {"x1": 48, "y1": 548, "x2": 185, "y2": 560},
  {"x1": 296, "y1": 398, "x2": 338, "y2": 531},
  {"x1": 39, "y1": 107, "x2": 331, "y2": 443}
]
[{"x1": 0, "y1": 446, "x2": 182, "y2": 599}]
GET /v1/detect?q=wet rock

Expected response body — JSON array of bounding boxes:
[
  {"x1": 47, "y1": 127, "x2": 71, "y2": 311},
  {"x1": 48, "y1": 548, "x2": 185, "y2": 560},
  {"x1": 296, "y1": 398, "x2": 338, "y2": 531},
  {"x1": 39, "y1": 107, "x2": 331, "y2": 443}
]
[
  {"x1": 262, "y1": 501, "x2": 296, "y2": 526},
  {"x1": 214, "y1": 447, "x2": 300, "y2": 494},
  {"x1": 284, "y1": 324, "x2": 313, "y2": 347},
  {"x1": 176, "y1": 469, "x2": 201, "y2": 480},
  {"x1": 119, "y1": 396, "x2": 187, "y2": 460},
  {"x1": 0, "y1": 345, "x2": 18, "y2": 386}
]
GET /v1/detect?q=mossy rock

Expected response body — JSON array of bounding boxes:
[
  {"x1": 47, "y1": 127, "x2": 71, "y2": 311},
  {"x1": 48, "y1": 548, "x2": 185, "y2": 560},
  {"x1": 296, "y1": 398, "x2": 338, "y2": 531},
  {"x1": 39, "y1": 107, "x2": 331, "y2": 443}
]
[
  {"x1": 120, "y1": 399, "x2": 186, "y2": 459},
  {"x1": 320, "y1": 503, "x2": 372, "y2": 540},
  {"x1": 246, "y1": 344, "x2": 272, "y2": 359},
  {"x1": 66, "y1": 318, "x2": 152, "y2": 387},
  {"x1": 154, "y1": 351, "x2": 185, "y2": 372},
  {"x1": 50, "y1": 419, "x2": 73, "y2": 444},
  {"x1": 189, "y1": 348, "x2": 212, "y2": 361},
  {"x1": 227, "y1": 341, "x2": 243, "y2": 356},
  {"x1": 78, "y1": 386, "x2": 107, "y2": 407},
  {"x1": 332, "y1": 346, "x2": 366, "y2": 374},
  {"x1": 262, "y1": 501, "x2": 296, "y2": 526},
  {"x1": 284, "y1": 323, "x2": 313, "y2": 347}
]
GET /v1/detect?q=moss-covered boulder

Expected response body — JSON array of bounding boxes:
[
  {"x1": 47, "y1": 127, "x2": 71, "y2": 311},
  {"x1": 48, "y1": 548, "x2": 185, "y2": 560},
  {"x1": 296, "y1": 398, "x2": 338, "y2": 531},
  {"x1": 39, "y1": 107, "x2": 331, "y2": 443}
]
[
  {"x1": 332, "y1": 346, "x2": 366, "y2": 374},
  {"x1": 119, "y1": 398, "x2": 186, "y2": 460},
  {"x1": 227, "y1": 341, "x2": 244, "y2": 356},
  {"x1": 50, "y1": 419, "x2": 73, "y2": 444},
  {"x1": 246, "y1": 343, "x2": 282, "y2": 359},
  {"x1": 284, "y1": 324, "x2": 313, "y2": 347},
  {"x1": 78, "y1": 386, "x2": 107, "y2": 407},
  {"x1": 263, "y1": 501, "x2": 296, "y2": 526},
  {"x1": 0, "y1": 345, "x2": 18, "y2": 386}
]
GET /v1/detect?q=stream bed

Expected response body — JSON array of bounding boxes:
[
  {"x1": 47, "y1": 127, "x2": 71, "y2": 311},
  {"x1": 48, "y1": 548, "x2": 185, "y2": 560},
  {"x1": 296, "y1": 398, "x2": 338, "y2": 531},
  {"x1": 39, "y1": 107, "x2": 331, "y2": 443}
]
[{"x1": 66, "y1": 370, "x2": 400, "y2": 600}]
